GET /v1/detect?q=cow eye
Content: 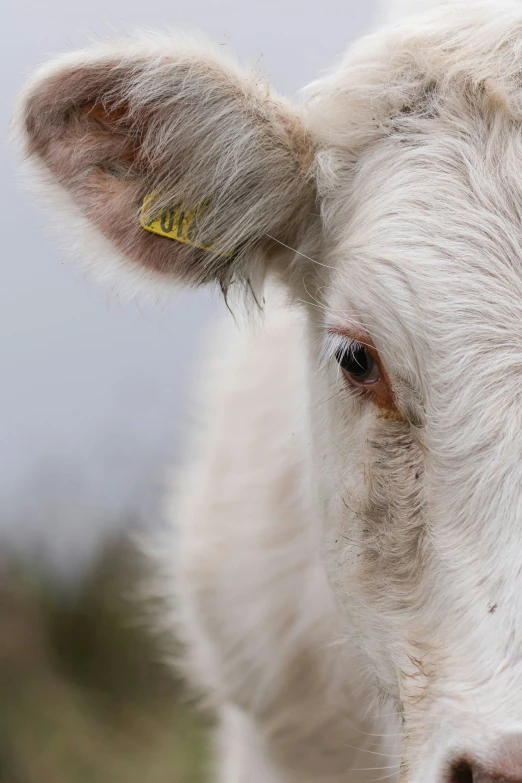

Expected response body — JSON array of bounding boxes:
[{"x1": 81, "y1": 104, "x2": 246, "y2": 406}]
[
  {"x1": 335, "y1": 343, "x2": 380, "y2": 385},
  {"x1": 331, "y1": 333, "x2": 397, "y2": 413}
]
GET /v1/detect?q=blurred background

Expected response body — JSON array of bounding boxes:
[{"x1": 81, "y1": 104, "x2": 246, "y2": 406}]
[{"x1": 2, "y1": 0, "x2": 376, "y2": 779}]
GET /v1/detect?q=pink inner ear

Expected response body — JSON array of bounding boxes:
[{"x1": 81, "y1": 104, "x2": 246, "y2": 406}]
[
  {"x1": 23, "y1": 83, "x2": 213, "y2": 281},
  {"x1": 81, "y1": 101, "x2": 138, "y2": 162},
  {"x1": 81, "y1": 100, "x2": 130, "y2": 124}
]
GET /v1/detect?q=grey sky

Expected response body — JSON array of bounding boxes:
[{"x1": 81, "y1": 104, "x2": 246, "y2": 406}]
[{"x1": 2, "y1": 0, "x2": 376, "y2": 564}]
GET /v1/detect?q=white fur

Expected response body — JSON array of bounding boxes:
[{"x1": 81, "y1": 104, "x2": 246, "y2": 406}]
[{"x1": 14, "y1": 0, "x2": 522, "y2": 780}]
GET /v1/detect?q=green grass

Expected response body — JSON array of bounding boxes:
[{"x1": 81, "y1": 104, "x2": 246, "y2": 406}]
[{"x1": 0, "y1": 538, "x2": 211, "y2": 783}]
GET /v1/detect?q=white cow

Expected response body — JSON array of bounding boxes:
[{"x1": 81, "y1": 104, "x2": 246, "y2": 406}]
[{"x1": 14, "y1": 1, "x2": 522, "y2": 781}]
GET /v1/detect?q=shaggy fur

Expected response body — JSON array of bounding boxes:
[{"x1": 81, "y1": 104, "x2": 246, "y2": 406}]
[
  {"x1": 14, "y1": 0, "x2": 522, "y2": 780},
  {"x1": 15, "y1": 34, "x2": 317, "y2": 293}
]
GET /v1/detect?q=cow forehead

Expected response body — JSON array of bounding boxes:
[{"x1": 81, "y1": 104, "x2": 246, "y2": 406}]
[
  {"x1": 322, "y1": 116, "x2": 522, "y2": 372},
  {"x1": 306, "y1": 2, "x2": 522, "y2": 363}
]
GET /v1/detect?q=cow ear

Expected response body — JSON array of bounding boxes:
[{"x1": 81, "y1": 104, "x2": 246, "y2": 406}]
[{"x1": 14, "y1": 36, "x2": 318, "y2": 294}]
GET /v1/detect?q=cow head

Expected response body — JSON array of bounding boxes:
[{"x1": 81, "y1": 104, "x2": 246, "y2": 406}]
[{"x1": 14, "y1": 3, "x2": 522, "y2": 780}]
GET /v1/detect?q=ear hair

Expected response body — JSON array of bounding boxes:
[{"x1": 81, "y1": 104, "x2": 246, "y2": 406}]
[{"x1": 14, "y1": 33, "x2": 318, "y2": 296}]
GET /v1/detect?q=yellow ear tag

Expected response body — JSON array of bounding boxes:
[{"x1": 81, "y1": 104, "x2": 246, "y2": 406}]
[{"x1": 140, "y1": 194, "x2": 232, "y2": 257}]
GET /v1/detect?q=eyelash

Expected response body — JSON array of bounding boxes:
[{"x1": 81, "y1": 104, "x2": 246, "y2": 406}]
[{"x1": 321, "y1": 332, "x2": 362, "y2": 371}]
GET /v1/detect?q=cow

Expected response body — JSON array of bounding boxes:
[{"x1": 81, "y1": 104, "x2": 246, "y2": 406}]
[{"x1": 14, "y1": 2, "x2": 522, "y2": 780}]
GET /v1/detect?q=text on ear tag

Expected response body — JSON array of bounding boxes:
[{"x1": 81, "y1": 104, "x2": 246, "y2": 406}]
[{"x1": 140, "y1": 194, "x2": 232, "y2": 257}]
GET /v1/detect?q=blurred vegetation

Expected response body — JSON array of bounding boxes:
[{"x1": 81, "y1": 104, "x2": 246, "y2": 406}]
[{"x1": 0, "y1": 537, "x2": 211, "y2": 783}]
